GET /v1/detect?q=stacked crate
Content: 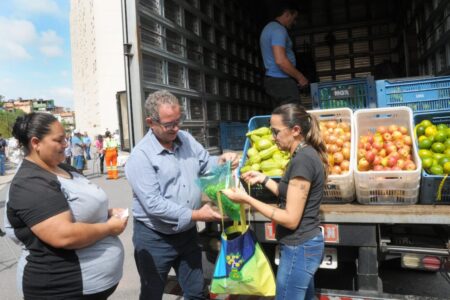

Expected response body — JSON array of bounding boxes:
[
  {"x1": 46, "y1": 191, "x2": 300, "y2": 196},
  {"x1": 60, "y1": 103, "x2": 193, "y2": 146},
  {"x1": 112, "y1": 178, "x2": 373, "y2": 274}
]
[
  {"x1": 238, "y1": 109, "x2": 356, "y2": 204},
  {"x1": 311, "y1": 76, "x2": 377, "y2": 110},
  {"x1": 377, "y1": 76, "x2": 450, "y2": 204},
  {"x1": 353, "y1": 107, "x2": 422, "y2": 204}
]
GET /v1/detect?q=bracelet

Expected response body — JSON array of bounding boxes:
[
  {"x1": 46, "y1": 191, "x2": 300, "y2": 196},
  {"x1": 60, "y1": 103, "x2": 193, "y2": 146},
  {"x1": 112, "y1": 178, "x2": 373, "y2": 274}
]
[
  {"x1": 270, "y1": 207, "x2": 276, "y2": 220},
  {"x1": 262, "y1": 176, "x2": 269, "y2": 187}
]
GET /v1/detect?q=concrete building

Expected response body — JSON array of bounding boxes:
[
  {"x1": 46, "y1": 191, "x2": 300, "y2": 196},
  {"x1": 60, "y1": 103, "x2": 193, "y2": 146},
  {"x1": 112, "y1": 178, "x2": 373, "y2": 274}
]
[
  {"x1": 3, "y1": 99, "x2": 55, "y2": 113},
  {"x1": 54, "y1": 111, "x2": 76, "y2": 129},
  {"x1": 70, "y1": 0, "x2": 125, "y2": 136}
]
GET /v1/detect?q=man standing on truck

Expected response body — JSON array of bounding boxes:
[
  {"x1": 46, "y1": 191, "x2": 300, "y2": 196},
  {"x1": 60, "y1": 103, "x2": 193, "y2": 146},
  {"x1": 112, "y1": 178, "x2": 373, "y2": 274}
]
[
  {"x1": 125, "y1": 90, "x2": 239, "y2": 300},
  {"x1": 260, "y1": 1, "x2": 309, "y2": 106}
]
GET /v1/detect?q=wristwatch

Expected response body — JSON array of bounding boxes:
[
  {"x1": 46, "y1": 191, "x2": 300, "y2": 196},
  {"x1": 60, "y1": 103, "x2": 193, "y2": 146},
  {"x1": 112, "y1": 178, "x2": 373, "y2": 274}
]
[{"x1": 262, "y1": 176, "x2": 269, "y2": 187}]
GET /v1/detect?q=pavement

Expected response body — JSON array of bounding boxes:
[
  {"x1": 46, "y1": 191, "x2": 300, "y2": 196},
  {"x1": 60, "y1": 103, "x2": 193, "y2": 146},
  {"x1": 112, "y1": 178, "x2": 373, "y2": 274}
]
[{"x1": 0, "y1": 158, "x2": 183, "y2": 300}]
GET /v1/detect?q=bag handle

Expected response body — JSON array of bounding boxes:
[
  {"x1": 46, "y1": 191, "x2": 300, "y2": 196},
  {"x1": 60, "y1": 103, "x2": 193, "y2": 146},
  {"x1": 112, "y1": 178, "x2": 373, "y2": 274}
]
[{"x1": 216, "y1": 191, "x2": 247, "y2": 233}]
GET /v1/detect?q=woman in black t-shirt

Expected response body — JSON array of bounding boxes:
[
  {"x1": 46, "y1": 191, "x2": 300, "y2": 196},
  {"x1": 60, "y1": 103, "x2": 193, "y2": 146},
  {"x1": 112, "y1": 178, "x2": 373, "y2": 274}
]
[
  {"x1": 223, "y1": 104, "x2": 328, "y2": 300},
  {"x1": 6, "y1": 113, "x2": 128, "y2": 299}
]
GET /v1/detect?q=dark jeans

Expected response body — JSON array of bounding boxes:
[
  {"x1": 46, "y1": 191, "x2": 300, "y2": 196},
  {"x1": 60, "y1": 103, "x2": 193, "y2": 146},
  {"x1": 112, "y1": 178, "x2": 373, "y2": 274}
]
[
  {"x1": 133, "y1": 220, "x2": 205, "y2": 300},
  {"x1": 264, "y1": 76, "x2": 301, "y2": 107},
  {"x1": 99, "y1": 154, "x2": 105, "y2": 173},
  {"x1": 0, "y1": 153, "x2": 5, "y2": 175}
]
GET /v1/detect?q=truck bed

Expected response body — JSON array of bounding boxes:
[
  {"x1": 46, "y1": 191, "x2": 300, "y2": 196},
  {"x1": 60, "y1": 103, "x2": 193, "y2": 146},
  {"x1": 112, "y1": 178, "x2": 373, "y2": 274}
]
[{"x1": 249, "y1": 203, "x2": 450, "y2": 225}]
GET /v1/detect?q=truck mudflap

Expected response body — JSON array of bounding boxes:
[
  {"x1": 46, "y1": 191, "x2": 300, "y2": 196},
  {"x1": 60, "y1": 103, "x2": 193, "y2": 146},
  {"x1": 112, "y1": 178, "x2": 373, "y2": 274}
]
[{"x1": 317, "y1": 288, "x2": 441, "y2": 300}]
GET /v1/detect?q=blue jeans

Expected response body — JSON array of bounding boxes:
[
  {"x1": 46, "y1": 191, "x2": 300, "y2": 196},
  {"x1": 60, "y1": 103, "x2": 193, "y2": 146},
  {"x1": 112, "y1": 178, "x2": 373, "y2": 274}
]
[
  {"x1": 0, "y1": 153, "x2": 5, "y2": 175},
  {"x1": 133, "y1": 220, "x2": 205, "y2": 300},
  {"x1": 85, "y1": 146, "x2": 91, "y2": 160},
  {"x1": 276, "y1": 234, "x2": 324, "y2": 300}
]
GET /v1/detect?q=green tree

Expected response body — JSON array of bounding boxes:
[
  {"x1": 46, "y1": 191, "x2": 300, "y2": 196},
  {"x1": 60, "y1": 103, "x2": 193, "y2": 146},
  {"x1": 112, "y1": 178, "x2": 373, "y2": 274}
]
[
  {"x1": 61, "y1": 119, "x2": 72, "y2": 132},
  {"x1": 0, "y1": 109, "x2": 25, "y2": 138}
]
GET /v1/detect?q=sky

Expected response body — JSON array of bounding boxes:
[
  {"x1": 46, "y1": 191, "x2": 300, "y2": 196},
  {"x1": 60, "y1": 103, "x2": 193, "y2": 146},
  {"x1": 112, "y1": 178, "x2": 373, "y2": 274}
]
[{"x1": 0, "y1": 0, "x2": 73, "y2": 109}]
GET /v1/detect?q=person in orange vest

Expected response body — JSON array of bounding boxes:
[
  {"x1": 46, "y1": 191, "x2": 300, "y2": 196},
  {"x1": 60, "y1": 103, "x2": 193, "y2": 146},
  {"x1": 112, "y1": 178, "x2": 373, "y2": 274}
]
[{"x1": 103, "y1": 131, "x2": 119, "y2": 179}]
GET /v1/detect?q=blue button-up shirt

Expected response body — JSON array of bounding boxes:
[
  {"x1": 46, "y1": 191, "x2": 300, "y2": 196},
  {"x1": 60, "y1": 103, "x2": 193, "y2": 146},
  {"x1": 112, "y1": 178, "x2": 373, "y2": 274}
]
[{"x1": 125, "y1": 130, "x2": 219, "y2": 234}]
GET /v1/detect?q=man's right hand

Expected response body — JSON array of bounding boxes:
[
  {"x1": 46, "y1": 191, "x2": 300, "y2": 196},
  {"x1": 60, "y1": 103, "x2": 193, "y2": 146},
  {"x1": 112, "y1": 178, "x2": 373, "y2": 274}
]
[
  {"x1": 297, "y1": 74, "x2": 309, "y2": 88},
  {"x1": 192, "y1": 204, "x2": 222, "y2": 222}
]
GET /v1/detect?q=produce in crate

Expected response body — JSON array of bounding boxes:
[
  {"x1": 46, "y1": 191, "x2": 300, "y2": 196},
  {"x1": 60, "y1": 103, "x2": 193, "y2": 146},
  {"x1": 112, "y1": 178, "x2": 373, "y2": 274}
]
[
  {"x1": 319, "y1": 120, "x2": 351, "y2": 175},
  {"x1": 416, "y1": 119, "x2": 450, "y2": 175},
  {"x1": 241, "y1": 126, "x2": 290, "y2": 176},
  {"x1": 357, "y1": 124, "x2": 416, "y2": 171}
]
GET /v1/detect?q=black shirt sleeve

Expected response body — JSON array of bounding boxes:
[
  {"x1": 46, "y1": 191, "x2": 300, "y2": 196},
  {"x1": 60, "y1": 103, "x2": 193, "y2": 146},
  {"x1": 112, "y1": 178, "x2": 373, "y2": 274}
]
[{"x1": 9, "y1": 175, "x2": 69, "y2": 228}]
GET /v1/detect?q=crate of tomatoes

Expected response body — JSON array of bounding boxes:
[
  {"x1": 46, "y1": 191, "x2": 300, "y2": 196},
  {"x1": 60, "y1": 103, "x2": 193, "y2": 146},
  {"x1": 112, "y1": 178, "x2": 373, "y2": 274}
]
[
  {"x1": 354, "y1": 107, "x2": 422, "y2": 204},
  {"x1": 309, "y1": 108, "x2": 355, "y2": 203}
]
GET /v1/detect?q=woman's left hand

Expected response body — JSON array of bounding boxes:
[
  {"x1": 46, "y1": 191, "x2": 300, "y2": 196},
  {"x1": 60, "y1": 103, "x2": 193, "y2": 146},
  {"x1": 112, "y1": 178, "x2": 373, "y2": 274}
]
[{"x1": 222, "y1": 187, "x2": 248, "y2": 204}]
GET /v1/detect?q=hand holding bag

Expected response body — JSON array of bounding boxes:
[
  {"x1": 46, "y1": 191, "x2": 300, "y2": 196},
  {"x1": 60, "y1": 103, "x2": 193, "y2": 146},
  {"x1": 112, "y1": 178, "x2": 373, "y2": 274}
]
[{"x1": 210, "y1": 192, "x2": 276, "y2": 296}]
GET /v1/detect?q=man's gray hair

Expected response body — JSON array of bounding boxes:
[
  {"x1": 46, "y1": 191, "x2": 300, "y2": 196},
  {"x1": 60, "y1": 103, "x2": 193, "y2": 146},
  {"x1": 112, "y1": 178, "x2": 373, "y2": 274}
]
[{"x1": 144, "y1": 90, "x2": 182, "y2": 120}]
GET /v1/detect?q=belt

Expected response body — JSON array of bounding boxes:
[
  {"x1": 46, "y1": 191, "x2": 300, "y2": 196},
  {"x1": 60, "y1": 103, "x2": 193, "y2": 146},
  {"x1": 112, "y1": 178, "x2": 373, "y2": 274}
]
[{"x1": 265, "y1": 75, "x2": 291, "y2": 79}]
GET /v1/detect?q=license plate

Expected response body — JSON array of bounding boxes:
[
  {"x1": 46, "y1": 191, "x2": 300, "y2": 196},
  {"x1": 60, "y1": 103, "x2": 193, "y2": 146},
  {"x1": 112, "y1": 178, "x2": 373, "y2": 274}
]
[{"x1": 320, "y1": 247, "x2": 338, "y2": 269}]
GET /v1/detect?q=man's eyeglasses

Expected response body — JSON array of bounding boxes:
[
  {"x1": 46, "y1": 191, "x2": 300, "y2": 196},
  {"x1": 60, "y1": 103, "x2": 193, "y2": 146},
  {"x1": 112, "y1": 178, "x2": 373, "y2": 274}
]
[
  {"x1": 270, "y1": 127, "x2": 288, "y2": 137},
  {"x1": 154, "y1": 114, "x2": 186, "y2": 130}
]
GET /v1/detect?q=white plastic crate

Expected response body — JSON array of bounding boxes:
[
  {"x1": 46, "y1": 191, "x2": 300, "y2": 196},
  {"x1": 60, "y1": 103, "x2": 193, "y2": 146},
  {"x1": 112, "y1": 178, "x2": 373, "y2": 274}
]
[
  {"x1": 308, "y1": 108, "x2": 355, "y2": 203},
  {"x1": 353, "y1": 107, "x2": 422, "y2": 204}
]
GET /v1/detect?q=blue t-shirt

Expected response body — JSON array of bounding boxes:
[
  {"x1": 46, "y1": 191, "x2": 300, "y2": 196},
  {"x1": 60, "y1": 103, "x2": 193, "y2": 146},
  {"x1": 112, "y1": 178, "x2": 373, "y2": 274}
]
[{"x1": 260, "y1": 21, "x2": 296, "y2": 78}]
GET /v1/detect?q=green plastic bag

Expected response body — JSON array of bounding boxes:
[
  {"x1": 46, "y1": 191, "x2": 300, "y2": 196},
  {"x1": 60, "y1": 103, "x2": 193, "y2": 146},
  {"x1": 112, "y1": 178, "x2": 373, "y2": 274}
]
[{"x1": 196, "y1": 161, "x2": 241, "y2": 221}]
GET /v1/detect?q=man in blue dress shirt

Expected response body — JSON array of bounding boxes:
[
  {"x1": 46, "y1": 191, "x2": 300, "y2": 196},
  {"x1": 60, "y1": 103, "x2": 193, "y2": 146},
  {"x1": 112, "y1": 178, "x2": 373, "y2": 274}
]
[
  {"x1": 125, "y1": 90, "x2": 239, "y2": 300},
  {"x1": 260, "y1": 1, "x2": 309, "y2": 106}
]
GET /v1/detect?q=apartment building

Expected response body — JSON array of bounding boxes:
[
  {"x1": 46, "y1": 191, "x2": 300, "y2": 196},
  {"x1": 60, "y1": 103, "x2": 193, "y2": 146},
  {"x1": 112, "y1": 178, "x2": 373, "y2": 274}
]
[{"x1": 70, "y1": 0, "x2": 125, "y2": 136}]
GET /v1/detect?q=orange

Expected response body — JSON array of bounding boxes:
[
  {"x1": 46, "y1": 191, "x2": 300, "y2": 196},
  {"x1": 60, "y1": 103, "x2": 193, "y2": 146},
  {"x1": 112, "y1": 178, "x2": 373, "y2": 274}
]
[
  {"x1": 416, "y1": 125, "x2": 426, "y2": 137},
  {"x1": 418, "y1": 138, "x2": 432, "y2": 149},
  {"x1": 425, "y1": 126, "x2": 437, "y2": 137},
  {"x1": 444, "y1": 148, "x2": 450, "y2": 157},
  {"x1": 438, "y1": 156, "x2": 450, "y2": 166},
  {"x1": 420, "y1": 120, "x2": 433, "y2": 128},
  {"x1": 418, "y1": 135, "x2": 428, "y2": 143},
  {"x1": 444, "y1": 162, "x2": 450, "y2": 174},
  {"x1": 437, "y1": 124, "x2": 448, "y2": 131},
  {"x1": 444, "y1": 139, "x2": 450, "y2": 149},
  {"x1": 433, "y1": 153, "x2": 445, "y2": 162},
  {"x1": 434, "y1": 130, "x2": 447, "y2": 143},
  {"x1": 418, "y1": 149, "x2": 433, "y2": 159},
  {"x1": 422, "y1": 157, "x2": 433, "y2": 169},
  {"x1": 431, "y1": 142, "x2": 445, "y2": 153},
  {"x1": 430, "y1": 165, "x2": 444, "y2": 175}
]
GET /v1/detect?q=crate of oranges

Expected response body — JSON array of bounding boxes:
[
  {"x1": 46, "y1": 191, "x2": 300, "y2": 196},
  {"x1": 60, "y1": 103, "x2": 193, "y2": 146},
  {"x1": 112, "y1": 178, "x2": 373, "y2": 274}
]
[
  {"x1": 414, "y1": 111, "x2": 450, "y2": 204},
  {"x1": 308, "y1": 108, "x2": 355, "y2": 203}
]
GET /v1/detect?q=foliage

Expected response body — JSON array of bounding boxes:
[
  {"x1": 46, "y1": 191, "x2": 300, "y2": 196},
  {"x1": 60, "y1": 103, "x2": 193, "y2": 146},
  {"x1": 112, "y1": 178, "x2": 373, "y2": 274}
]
[
  {"x1": 61, "y1": 119, "x2": 72, "y2": 132},
  {"x1": 0, "y1": 109, "x2": 25, "y2": 138}
]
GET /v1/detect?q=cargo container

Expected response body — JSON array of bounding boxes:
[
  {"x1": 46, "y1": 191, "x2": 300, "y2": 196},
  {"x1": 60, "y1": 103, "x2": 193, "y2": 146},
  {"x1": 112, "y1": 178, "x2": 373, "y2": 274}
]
[{"x1": 121, "y1": 0, "x2": 450, "y2": 298}]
